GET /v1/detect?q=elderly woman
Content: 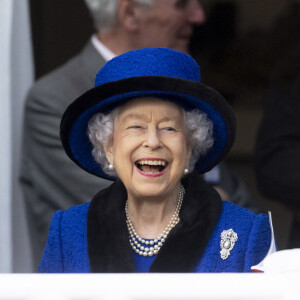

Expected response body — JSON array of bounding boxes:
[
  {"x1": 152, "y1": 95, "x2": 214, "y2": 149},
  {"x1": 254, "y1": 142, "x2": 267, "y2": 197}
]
[{"x1": 40, "y1": 48, "x2": 271, "y2": 273}]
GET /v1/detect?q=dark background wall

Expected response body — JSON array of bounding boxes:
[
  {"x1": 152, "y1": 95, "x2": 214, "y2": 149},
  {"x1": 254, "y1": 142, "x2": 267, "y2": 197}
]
[{"x1": 29, "y1": 0, "x2": 94, "y2": 78}]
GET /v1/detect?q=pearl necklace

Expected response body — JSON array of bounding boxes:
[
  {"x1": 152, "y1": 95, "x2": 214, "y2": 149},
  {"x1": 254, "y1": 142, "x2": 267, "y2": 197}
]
[{"x1": 125, "y1": 185, "x2": 185, "y2": 257}]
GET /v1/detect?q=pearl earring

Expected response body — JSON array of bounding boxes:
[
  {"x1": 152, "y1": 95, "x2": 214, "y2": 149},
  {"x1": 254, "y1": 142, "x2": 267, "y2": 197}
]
[
  {"x1": 184, "y1": 168, "x2": 189, "y2": 174},
  {"x1": 108, "y1": 163, "x2": 114, "y2": 170}
]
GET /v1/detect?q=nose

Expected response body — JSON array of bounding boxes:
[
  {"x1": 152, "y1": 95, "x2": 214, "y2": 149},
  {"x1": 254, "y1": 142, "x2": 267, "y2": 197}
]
[
  {"x1": 187, "y1": 0, "x2": 206, "y2": 25},
  {"x1": 143, "y1": 127, "x2": 162, "y2": 150}
]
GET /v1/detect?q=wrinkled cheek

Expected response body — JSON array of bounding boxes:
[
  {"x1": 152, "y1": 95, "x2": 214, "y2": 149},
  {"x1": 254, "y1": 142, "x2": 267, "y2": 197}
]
[
  {"x1": 173, "y1": 161, "x2": 187, "y2": 178},
  {"x1": 177, "y1": 149, "x2": 190, "y2": 173},
  {"x1": 115, "y1": 155, "x2": 131, "y2": 179}
]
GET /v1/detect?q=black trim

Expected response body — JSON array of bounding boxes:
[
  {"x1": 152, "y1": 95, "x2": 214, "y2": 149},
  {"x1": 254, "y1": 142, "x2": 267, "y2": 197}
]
[{"x1": 87, "y1": 172, "x2": 222, "y2": 272}]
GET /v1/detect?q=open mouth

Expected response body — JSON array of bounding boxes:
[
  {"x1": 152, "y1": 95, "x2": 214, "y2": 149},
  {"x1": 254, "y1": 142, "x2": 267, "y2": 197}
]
[{"x1": 135, "y1": 159, "x2": 168, "y2": 174}]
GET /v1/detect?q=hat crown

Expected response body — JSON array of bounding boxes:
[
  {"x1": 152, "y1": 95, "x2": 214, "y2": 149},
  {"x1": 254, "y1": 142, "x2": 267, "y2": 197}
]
[{"x1": 95, "y1": 47, "x2": 201, "y2": 87}]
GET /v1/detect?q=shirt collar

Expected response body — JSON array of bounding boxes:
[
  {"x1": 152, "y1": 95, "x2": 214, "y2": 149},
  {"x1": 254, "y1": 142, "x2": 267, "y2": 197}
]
[{"x1": 91, "y1": 34, "x2": 116, "y2": 62}]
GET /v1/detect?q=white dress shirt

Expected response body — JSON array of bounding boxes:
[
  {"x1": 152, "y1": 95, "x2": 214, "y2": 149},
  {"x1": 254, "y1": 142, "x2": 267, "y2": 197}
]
[{"x1": 91, "y1": 34, "x2": 116, "y2": 62}]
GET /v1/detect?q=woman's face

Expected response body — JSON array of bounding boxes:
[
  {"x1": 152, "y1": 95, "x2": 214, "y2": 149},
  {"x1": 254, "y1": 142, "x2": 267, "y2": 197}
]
[{"x1": 104, "y1": 97, "x2": 191, "y2": 200}]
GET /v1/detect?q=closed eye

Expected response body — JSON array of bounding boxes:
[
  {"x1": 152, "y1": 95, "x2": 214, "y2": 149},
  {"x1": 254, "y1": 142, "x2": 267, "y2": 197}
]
[
  {"x1": 163, "y1": 127, "x2": 176, "y2": 132},
  {"x1": 128, "y1": 125, "x2": 142, "y2": 129}
]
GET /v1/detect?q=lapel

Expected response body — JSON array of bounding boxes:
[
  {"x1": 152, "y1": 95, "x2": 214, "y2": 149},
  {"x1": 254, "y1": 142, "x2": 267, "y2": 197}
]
[{"x1": 87, "y1": 172, "x2": 222, "y2": 272}]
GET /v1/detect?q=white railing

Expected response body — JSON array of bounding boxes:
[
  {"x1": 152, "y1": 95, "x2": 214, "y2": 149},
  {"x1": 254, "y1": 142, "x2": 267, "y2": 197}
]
[
  {"x1": 0, "y1": 273, "x2": 299, "y2": 300},
  {"x1": 0, "y1": 0, "x2": 34, "y2": 273},
  {"x1": 0, "y1": 0, "x2": 13, "y2": 273}
]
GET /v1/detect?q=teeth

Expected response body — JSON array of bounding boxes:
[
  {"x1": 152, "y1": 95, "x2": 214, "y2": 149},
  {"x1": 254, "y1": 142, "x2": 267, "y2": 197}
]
[{"x1": 137, "y1": 160, "x2": 166, "y2": 166}]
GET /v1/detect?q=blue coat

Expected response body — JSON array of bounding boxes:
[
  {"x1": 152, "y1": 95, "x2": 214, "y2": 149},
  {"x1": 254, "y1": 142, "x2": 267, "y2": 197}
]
[{"x1": 40, "y1": 173, "x2": 271, "y2": 273}]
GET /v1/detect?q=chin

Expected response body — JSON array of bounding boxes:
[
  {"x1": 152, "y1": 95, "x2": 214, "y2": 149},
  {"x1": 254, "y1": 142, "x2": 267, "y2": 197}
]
[{"x1": 132, "y1": 181, "x2": 170, "y2": 199}]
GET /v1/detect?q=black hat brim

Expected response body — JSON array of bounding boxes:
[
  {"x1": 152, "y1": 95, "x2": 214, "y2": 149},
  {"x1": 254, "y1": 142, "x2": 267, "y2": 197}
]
[{"x1": 60, "y1": 76, "x2": 236, "y2": 180}]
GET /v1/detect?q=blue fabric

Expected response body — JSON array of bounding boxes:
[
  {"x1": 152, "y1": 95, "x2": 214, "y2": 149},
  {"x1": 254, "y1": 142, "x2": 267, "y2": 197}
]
[
  {"x1": 95, "y1": 47, "x2": 201, "y2": 85},
  {"x1": 39, "y1": 201, "x2": 271, "y2": 273},
  {"x1": 39, "y1": 203, "x2": 91, "y2": 273},
  {"x1": 195, "y1": 202, "x2": 271, "y2": 272},
  {"x1": 133, "y1": 251, "x2": 156, "y2": 273}
]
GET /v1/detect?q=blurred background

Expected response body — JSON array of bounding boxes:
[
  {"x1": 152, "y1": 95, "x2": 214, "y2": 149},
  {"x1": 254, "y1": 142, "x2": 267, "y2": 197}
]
[{"x1": 1, "y1": 0, "x2": 299, "y2": 272}]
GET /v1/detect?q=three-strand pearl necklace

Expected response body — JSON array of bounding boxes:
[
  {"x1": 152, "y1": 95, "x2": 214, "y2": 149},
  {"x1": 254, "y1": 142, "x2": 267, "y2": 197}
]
[{"x1": 125, "y1": 185, "x2": 185, "y2": 257}]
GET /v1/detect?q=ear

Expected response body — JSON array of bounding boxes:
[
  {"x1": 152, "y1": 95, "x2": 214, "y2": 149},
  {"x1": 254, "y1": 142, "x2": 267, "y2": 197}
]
[
  {"x1": 118, "y1": 0, "x2": 141, "y2": 31},
  {"x1": 103, "y1": 142, "x2": 114, "y2": 165}
]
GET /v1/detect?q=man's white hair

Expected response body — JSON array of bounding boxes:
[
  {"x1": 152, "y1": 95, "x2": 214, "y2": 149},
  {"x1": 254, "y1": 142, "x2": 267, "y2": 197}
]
[{"x1": 84, "y1": 0, "x2": 156, "y2": 32}]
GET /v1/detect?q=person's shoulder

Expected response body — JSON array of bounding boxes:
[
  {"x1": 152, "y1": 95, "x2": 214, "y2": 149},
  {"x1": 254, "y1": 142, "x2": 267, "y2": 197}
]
[
  {"x1": 221, "y1": 200, "x2": 268, "y2": 227},
  {"x1": 24, "y1": 54, "x2": 85, "y2": 116},
  {"x1": 41, "y1": 202, "x2": 91, "y2": 273},
  {"x1": 29, "y1": 53, "x2": 84, "y2": 98},
  {"x1": 26, "y1": 41, "x2": 101, "y2": 108},
  {"x1": 220, "y1": 202, "x2": 270, "y2": 250},
  {"x1": 196, "y1": 201, "x2": 270, "y2": 272},
  {"x1": 222, "y1": 200, "x2": 259, "y2": 216},
  {"x1": 221, "y1": 201, "x2": 271, "y2": 247},
  {"x1": 60, "y1": 202, "x2": 90, "y2": 221},
  {"x1": 51, "y1": 202, "x2": 91, "y2": 230}
]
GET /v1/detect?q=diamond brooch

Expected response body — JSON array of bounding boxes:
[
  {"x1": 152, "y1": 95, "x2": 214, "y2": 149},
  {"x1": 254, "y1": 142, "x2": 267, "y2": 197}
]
[{"x1": 220, "y1": 229, "x2": 238, "y2": 260}]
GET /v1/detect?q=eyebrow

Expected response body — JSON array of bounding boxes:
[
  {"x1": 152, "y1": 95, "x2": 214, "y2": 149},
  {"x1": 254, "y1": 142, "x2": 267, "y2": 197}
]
[
  {"x1": 122, "y1": 112, "x2": 175, "y2": 123},
  {"x1": 123, "y1": 113, "x2": 148, "y2": 120}
]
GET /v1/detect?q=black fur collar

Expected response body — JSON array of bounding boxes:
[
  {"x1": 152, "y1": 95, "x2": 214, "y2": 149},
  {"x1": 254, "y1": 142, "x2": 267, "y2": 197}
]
[{"x1": 87, "y1": 172, "x2": 222, "y2": 272}]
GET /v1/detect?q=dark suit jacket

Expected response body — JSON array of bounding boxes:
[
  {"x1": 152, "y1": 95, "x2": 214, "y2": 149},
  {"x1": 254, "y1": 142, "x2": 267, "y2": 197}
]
[{"x1": 20, "y1": 41, "x2": 111, "y2": 269}]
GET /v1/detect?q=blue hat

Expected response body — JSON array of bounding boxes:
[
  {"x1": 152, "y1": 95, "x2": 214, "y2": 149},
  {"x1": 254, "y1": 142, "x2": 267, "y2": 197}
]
[{"x1": 60, "y1": 47, "x2": 236, "y2": 180}]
